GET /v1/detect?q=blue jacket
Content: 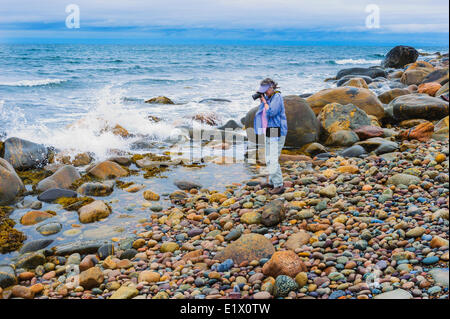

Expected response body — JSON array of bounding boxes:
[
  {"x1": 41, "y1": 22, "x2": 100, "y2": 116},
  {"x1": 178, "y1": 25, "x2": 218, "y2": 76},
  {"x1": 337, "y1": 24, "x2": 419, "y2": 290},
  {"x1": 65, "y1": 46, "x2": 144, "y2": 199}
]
[{"x1": 253, "y1": 92, "x2": 288, "y2": 137}]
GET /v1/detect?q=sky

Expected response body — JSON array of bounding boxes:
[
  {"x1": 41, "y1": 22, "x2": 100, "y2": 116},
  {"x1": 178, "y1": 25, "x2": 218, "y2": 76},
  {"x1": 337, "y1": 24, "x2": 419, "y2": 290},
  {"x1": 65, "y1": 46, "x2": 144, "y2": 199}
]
[{"x1": 0, "y1": 0, "x2": 448, "y2": 46}]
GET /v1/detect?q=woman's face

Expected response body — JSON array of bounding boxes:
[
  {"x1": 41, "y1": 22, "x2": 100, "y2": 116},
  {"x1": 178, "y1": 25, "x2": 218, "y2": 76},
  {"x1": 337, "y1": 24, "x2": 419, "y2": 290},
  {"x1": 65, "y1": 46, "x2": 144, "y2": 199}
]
[{"x1": 266, "y1": 86, "x2": 274, "y2": 96}]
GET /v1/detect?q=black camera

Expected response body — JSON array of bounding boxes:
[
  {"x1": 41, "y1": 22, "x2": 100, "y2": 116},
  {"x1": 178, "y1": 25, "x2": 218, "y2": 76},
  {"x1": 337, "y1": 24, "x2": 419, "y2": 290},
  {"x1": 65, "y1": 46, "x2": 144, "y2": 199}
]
[{"x1": 252, "y1": 92, "x2": 263, "y2": 100}]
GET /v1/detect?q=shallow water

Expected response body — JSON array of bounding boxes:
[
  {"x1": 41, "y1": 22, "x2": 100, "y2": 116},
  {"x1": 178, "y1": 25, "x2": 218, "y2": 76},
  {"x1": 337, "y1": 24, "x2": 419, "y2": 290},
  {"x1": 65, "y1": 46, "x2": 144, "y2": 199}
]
[{"x1": 2, "y1": 160, "x2": 256, "y2": 264}]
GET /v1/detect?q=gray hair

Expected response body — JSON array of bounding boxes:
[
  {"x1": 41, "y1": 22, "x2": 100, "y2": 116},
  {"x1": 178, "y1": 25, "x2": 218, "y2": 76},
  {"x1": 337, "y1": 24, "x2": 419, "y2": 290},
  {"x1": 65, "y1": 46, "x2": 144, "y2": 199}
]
[{"x1": 260, "y1": 78, "x2": 279, "y2": 90}]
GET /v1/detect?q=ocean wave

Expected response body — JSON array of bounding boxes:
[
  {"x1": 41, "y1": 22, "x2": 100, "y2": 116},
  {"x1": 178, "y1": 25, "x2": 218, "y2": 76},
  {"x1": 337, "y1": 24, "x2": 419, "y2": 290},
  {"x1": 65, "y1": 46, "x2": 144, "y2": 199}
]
[
  {"x1": 0, "y1": 78, "x2": 67, "y2": 87},
  {"x1": 334, "y1": 58, "x2": 382, "y2": 65}
]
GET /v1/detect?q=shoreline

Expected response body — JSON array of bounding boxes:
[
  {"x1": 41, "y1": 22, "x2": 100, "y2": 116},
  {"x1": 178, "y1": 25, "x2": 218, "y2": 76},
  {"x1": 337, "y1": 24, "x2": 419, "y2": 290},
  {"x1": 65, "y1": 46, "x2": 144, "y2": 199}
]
[{"x1": 0, "y1": 45, "x2": 449, "y2": 299}]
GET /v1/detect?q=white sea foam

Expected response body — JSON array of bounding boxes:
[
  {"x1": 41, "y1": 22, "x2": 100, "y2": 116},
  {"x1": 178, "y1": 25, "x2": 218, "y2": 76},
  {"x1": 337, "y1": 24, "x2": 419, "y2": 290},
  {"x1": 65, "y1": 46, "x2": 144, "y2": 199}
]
[
  {"x1": 335, "y1": 59, "x2": 382, "y2": 65},
  {"x1": 0, "y1": 78, "x2": 66, "y2": 87},
  {"x1": 1, "y1": 87, "x2": 185, "y2": 161}
]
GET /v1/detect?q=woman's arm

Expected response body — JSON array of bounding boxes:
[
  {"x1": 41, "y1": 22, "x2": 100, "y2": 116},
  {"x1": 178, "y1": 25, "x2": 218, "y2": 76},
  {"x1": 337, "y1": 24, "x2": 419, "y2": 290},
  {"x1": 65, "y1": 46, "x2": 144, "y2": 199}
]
[{"x1": 266, "y1": 93, "x2": 282, "y2": 117}]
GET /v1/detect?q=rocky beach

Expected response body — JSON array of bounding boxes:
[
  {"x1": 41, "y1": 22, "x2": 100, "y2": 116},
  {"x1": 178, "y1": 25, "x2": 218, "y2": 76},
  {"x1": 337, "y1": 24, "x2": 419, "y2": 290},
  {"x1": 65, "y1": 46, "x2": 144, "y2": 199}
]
[{"x1": 0, "y1": 45, "x2": 449, "y2": 300}]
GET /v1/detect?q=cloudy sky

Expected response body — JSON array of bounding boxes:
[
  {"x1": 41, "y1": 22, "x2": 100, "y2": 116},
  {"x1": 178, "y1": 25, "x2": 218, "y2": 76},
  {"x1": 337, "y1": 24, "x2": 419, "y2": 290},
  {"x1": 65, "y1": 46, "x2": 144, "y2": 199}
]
[{"x1": 0, "y1": 0, "x2": 448, "y2": 45}]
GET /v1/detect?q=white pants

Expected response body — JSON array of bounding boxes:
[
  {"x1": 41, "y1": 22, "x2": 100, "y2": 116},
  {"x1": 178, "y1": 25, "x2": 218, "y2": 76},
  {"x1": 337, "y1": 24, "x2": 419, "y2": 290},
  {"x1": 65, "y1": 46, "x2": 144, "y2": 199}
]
[{"x1": 265, "y1": 135, "x2": 285, "y2": 188}]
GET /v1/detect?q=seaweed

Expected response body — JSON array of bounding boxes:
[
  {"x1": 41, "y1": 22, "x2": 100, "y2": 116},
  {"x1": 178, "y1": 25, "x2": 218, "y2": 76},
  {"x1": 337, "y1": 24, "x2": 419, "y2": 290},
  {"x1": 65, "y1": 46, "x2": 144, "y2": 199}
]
[
  {"x1": 0, "y1": 206, "x2": 26, "y2": 253},
  {"x1": 17, "y1": 169, "x2": 52, "y2": 186},
  {"x1": 56, "y1": 196, "x2": 95, "y2": 211}
]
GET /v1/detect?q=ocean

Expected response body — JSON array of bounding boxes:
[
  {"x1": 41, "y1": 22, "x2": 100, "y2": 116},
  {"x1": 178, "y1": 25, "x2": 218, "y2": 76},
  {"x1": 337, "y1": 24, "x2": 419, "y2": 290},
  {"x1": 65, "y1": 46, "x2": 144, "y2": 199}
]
[{"x1": 1, "y1": 44, "x2": 447, "y2": 161}]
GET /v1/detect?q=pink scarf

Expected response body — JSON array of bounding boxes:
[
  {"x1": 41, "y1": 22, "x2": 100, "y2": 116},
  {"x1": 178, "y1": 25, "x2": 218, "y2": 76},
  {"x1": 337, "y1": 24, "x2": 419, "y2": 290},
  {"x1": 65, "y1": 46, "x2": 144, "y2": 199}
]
[{"x1": 261, "y1": 107, "x2": 268, "y2": 133}]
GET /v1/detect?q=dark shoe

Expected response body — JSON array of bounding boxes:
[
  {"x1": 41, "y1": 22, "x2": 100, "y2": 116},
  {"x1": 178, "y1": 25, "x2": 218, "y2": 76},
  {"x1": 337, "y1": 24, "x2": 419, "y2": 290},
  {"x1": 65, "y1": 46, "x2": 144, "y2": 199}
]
[
  {"x1": 269, "y1": 186, "x2": 285, "y2": 195},
  {"x1": 260, "y1": 182, "x2": 274, "y2": 189}
]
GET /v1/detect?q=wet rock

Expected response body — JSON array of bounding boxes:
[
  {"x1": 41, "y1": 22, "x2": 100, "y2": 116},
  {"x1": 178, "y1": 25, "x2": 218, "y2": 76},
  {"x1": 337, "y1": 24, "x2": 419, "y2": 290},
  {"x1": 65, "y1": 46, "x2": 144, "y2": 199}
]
[
  {"x1": 77, "y1": 181, "x2": 114, "y2": 196},
  {"x1": 263, "y1": 250, "x2": 306, "y2": 278},
  {"x1": 389, "y1": 94, "x2": 449, "y2": 121},
  {"x1": 2, "y1": 137, "x2": 48, "y2": 170},
  {"x1": 285, "y1": 231, "x2": 311, "y2": 251},
  {"x1": 273, "y1": 275, "x2": 299, "y2": 297},
  {"x1": 11, "y1": 285, "x2": 35, "y2": 299},
  {"x1": 377, "y1": 88, "x2": 410, "y2": 104},
  {"x1": 192, "y1": 112, "x2": 221, "y2": 126},
  {"x1": 143, "y1": 190, "x2": 160, "y2": 201},
  {"x1": 241, "y1": 211, "x2": 262, "y2": 224},
  {"x1": 79, "y1": 266, "x2": 104, "y2": 289},
  {"x1": 325, "y1": 130, "x2": 359, "y2": 147},
  {"x1": 160, "y1": 242, "x2": 179, "y2": 253},
  {"x1": 36, "y1": 165, "x2": 81, "y2": 192},
  {"x1": 341, "y1": 77, "x2": 369, "y2": 89},
  {"x1": 174, "y1": 180, "x2": 202, "y2": 190},
  {"x1": 319, "y1": 184, "x2": 337, "y2": 198},
  {"x1": 78, "y1": 200, "x2": 111, "y2": 224},
  {"x1": 36, "y1": 222, "x2": 62, "y2": 236},
  {"x1": 15, "y1": 251, "x2": 46, "y2": 269},
  {"x1": 215, "y1": 233, "x2": 275, "y2": 264},
  {"x1": 0, "y1": 158, "x2": 26, "y2": 205},
  {"x1": 374, "y1": 288, "x2": 413, "y2": 299},
  {"x1": 0, "y1": 265, "x2": 17, "y2": 288},
  {"x1": 145, "y1": 96, "x2": 174, "y2": 104},
  {"x1": 421, "y1": 68, "x2": 449, "y2": 85},
  {"x1": 87, "y1": 161, "x2": 128, "y2": 180},
  {"x1": 353, "y1": 125, "x2": 384, "y2": 140},
  {"x1": 318, "y1": 102, "x2": 372, "y2": 135},
  {"x1": 97, "y1": 243, "x2": 114, "y2": 260},
  {"x1": 340, "y1": 145, "x2": 367, "y2": 158},
  {"x1": 429, "y1": 268, "x2": 449, "y2": 288},
  {"x1": 399, "y1": 121, "x2": 434, "y2": 142},
  {"x1": 418, "y1": 82, "x2": 442, "y2": 96},
  {"x1": 336, "y1": 67, "x2": 386, "y2": 80},
  {"x1": 382, "y1": 45, "x2": 419, "y2": 68},
  {"x1": 20, "y1": 210, "x2": 55, "y2": 226},
  {"x1": 356, "y1": 137, "x2": 398, "y2": 155},
  {"x1": 109, "y1": 286, "x2": 139, "y2": 299},
  {"x1": 37, "y1": 188, "x2": 78, "y2": 203},
  {"x1": 387, "y1": 173, "x2": 421, "y2": 186},
  {"x1": 217, "y1": 120, "x2": 243, "y2": 130},
  {"x1": 261, "y1": 199, "x2": 285, "y2": 227},
  {"x1": 19, "y1": 239, "x2": 53, "y2": 254},
  {"x1": 307, "y1": 88, "x2": 384, "y2": 120},
  {"x1": 54, "y1": 240, "x2": 110, "y2": 256}
]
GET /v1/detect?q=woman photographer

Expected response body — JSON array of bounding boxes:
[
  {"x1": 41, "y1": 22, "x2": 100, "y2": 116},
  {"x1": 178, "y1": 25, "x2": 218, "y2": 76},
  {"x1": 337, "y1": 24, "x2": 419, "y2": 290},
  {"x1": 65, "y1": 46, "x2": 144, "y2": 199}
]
[{"x1": 253, "y1": 78, "x2": 288, "y2": 195}]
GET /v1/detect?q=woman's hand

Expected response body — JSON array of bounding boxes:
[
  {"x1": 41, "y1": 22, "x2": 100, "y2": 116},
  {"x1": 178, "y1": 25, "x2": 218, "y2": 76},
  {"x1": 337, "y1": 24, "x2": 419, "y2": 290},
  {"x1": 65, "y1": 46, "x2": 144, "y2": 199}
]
[{"x1": 260, "y1": 96, "x2": 269, "y2": 110}]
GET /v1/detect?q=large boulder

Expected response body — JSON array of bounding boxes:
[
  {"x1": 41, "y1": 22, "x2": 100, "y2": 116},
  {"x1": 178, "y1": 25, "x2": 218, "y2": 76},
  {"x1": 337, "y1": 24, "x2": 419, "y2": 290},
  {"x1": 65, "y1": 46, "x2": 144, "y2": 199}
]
[
  {"x1": 336, "y1": 75, "x2": 373, "y2": 87},
  {"x1": 388, "y1": 94, "x2": 449, "y2": 121},
  {"x1": 378, "y1": 88, "x2": 411, "y2": 104},
  {"x1": 318, "y1": 103, "x2": 371, "y2": 136},
  {"x1": 401, "y1": 68, "x2": 434, "y2": 85},
  {"x1": 2, "y1": 137, "x2": 48, "y2": 170},
  {"x1": 306, "y1": 87, "x2": 385, "y2": 119},
  {"x1": 215, "y1": 233, "x2": 275, "y2": 264},
  {"x1": 421, "y1": 68, "x2": 449, "y2": 86},
  {"x1": 336, "y1": 67, "x2": 386, "y2": 80},
  {"x1": 382, "y1": 46, "x2": 419, "y2": 68},
  {"x1": 417, "y1": 82, "x2": 442, "y2": 96},
  {"x1": 241, "y1": 95, "x2": 320, "y2": 148},
  {"x1": 0, "y1": 158, "x2": 26, "y2": 205},
  {"x1": 341, "y1": 77, "x2": 369, "y2": 89},
  {"x1": 36, "y1": 165, "x2": 81, "y2": 192}
]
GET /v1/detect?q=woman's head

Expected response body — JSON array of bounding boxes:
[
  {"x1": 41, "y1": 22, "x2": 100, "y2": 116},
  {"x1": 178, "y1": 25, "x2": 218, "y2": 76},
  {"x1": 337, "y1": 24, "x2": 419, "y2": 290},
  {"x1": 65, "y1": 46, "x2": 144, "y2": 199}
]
[{"x1": 258, "y1": 78, "x2": 279, "y2": 96}]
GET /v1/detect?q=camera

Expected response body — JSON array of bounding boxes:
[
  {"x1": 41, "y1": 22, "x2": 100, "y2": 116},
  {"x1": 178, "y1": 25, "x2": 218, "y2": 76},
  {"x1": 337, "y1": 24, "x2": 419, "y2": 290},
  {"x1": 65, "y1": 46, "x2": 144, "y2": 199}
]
[{"x1": 252, "y1": 92, "x2": 263, "y2": 100}]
